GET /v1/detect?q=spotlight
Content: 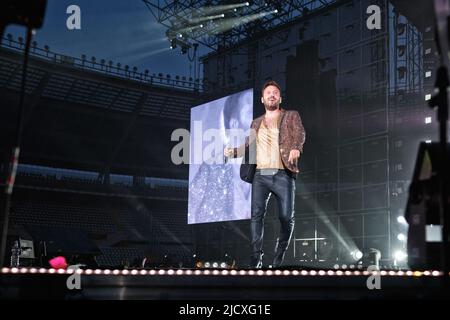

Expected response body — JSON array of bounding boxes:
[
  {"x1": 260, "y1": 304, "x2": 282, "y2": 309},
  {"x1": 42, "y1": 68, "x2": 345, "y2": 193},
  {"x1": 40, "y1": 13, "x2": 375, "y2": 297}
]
[
  {"x1": 425, "y1": 116, "x2": 432, "y2": 124},
  {"x1": 397, "y1": 45, "x2": 406, "y2": 57},
  {"x1": 397, "y1": 66, "x2": 407, "y2": 79},
  {"x1": 397, "y1": 23, "x2": 406, "y2": 35},
  {"x1": 195, "y1": 261, "x2": 203, "y2": 268},
  {"x1": 394, "y1": 250, "x2": 407, "y2": 262},
  {"x1": 397, "y1": 216, "x2": 407, "y2": 224},
  {"x1": 397, "y1": 233, "x2": 406, "y2": 241},
  {"x1": 170, "y1": 38, "x2": 177, "y2": 49},
  {"x1": 351, "y1": 250, "x2": 363, "y2": 260},
  {"x1": 246, "y1": 2, "x2": 250, "y2": 6},
  {"x1": 195, "y1": 258, "x2": 233, "y2": 270},
  {"x1": 266, "y1": 0, "x2": 283, "y2": 12},
  {"x1": 358, "y1": 248, "x2": 381, "y2": 269}
]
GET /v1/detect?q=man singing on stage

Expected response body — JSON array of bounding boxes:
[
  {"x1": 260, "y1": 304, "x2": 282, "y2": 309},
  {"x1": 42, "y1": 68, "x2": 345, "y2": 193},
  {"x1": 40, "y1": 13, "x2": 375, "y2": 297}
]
[{"x1": 224, "y1": 80, "x2": 306, "y2": 268}]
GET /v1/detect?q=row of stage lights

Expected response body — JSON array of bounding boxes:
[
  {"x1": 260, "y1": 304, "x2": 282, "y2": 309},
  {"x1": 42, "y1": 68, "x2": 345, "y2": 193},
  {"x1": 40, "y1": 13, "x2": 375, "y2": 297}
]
[
  {"x1": 193, "y1": 253, "x2": 236, "y2": 269},
  {"x1": 0, "y1": 267, "x2": 444, "y2": 277},
  {"x1": 196, "y1": 261, "x2": 232, "y2": 269}
]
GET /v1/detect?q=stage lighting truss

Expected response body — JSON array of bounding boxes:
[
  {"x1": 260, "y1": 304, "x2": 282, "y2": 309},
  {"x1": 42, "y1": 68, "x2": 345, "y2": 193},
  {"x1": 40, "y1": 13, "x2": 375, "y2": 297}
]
[
  {"x1": 143, "y1": 0, "x2": 336, "y2": 51},
  {"x1": 168, "y1": 35, "x2": 192, "y2": 53}
]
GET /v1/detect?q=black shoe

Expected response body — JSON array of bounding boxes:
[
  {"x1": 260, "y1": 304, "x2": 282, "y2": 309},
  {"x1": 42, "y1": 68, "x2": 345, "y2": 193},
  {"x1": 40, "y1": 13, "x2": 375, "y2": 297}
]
[
  {"x1": 272, "y1": 251, "x2": 286, "y2": 268},
  {"x1": 248, "y1": 261, "x2": 262, "y2": 269},
  {"x1": 249, "y1": 253, "x2": 263, "y2": 269}
]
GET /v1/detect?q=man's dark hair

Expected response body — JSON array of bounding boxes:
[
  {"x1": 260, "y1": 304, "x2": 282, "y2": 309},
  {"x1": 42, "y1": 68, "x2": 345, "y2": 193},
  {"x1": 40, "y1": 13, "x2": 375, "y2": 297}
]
[{"x1": 261, "y1": 80, "x2": 281, "y2": 96}]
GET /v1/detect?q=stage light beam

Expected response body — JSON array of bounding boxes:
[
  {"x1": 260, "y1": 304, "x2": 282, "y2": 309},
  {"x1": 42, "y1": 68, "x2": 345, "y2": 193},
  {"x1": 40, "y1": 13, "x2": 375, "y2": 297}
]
[
  {"x1": 195, "y1": 2, "x2": 251, "y2": 16},
  {"x1": 211, "y1": 10, "x2": 279, "y2": 35}
]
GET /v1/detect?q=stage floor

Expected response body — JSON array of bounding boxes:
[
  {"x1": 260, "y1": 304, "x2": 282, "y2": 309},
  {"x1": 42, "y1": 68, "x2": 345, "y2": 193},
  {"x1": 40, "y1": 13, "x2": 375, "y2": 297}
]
[{"x1": 1, "y1": 267, "x2": 449, "y2": 300}]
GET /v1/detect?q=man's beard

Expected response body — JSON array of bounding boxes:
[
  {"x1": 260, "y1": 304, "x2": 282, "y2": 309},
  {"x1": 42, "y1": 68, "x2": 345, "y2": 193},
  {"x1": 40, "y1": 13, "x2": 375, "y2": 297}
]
[{"x1": 265, "y1": 101, "x2": 279, "y2": 111}]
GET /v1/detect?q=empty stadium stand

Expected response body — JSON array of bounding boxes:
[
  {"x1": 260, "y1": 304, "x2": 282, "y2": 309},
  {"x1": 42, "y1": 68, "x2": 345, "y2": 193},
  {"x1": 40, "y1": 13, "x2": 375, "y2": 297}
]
[{"x1": 0, "y1": 36, "x2": 200, "y2": 268}]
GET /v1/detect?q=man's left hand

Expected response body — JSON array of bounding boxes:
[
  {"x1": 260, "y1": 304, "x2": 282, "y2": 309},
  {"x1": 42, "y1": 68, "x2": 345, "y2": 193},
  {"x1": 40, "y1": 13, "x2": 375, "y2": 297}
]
[{"x1": 288, "y1": 149, "x2": 300, "y2": 166}]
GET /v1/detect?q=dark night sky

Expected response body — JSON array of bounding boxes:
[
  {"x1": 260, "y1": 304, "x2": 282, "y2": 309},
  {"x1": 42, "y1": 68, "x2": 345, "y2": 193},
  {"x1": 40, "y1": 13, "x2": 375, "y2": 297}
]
[{"x1": 5, "y1": 0, "x2": 207, "y2": 78}]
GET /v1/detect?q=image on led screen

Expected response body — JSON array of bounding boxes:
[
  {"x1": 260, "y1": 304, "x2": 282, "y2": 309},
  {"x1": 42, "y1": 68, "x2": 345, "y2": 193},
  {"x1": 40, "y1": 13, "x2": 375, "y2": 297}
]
[{"x1": 188, "y1": 89, "x2": 253, "y2": 224}]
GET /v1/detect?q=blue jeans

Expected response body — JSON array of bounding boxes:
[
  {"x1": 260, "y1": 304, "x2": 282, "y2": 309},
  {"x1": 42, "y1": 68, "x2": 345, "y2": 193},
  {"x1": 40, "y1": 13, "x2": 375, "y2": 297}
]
[{"x1": 250, "y1": 169, "x2": 295, "y2": 268}]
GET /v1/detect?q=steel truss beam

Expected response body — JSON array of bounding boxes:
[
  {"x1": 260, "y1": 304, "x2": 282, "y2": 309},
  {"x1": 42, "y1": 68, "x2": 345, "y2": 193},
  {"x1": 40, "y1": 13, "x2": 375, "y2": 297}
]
[{"x1": 143, "y1": 0, "x2": 336, "y2": 50}]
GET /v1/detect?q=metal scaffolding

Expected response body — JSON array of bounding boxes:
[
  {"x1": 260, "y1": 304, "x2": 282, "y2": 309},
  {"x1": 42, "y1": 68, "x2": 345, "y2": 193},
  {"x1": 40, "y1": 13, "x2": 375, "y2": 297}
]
[
  {"x1": 143, "y1": 0, "x2": 336, "y2": 50},
  {"x1": 392, "y1": 11, "x2": 423, "y2": 96}
]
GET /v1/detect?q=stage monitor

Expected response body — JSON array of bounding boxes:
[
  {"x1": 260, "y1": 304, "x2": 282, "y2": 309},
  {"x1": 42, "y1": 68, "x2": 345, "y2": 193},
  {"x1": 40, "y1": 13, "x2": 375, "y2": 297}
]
[{"x1": 188, "y1": 89, "x2": 253, "y2": 224}]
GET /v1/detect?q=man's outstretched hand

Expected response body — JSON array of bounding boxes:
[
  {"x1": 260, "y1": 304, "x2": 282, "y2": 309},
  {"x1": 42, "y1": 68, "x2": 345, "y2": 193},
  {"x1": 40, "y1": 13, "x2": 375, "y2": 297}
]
[
  {"x1": 288, "y1": 149, "x2": 300, "y2": 166},
  {"x1": 224, "y1": 147, "x2": 234, "y2": 158}
]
